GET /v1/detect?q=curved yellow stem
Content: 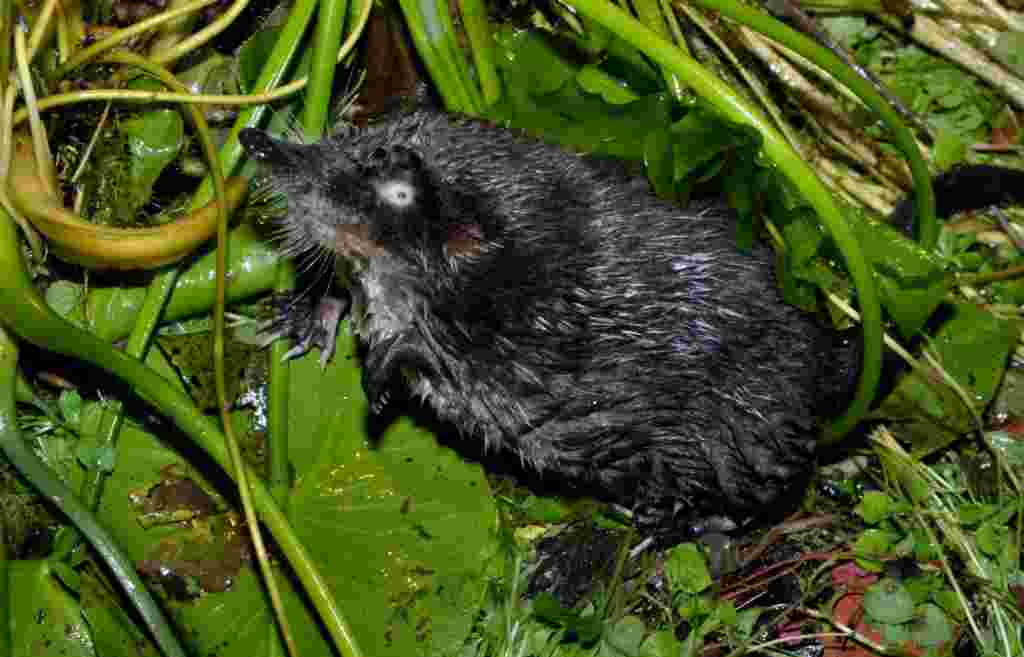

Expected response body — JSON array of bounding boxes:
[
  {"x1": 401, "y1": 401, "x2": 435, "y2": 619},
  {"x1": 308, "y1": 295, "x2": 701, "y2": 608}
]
[{"x1": 7, "y1": 134, "x2": 247, "y2": 270}]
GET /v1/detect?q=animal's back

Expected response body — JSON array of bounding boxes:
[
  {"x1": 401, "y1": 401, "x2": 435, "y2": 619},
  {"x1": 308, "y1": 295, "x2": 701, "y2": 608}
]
[
  {"x1": 368, "y1": 112, "x2": 826, "y2": 532},
  {"x1": 243, "y1": 109, "x2": 832, "y2": 535}
]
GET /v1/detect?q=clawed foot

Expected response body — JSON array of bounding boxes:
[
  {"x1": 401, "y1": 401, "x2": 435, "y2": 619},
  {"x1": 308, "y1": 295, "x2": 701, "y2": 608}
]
[{"x1": 258, "y1": 295, "x2": 348, "y2": 369}]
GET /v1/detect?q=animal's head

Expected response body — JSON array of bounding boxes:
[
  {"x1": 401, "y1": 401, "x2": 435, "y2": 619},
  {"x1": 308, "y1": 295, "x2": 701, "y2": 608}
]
[{"x1": 239, "y1": 125, "x2": 486, "y2": 274}]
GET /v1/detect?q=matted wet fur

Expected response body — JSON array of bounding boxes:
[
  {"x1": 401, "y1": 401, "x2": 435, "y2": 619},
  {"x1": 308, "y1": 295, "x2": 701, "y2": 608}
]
[{"x1": 238, "y1": 108, "x2": 1020, "y2": 538}]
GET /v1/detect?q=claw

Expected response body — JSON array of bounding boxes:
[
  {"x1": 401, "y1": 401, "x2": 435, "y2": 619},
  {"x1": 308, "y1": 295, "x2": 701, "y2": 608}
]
[{"x1": 258, "y1": 294, "x2": 349, "y2": 368}]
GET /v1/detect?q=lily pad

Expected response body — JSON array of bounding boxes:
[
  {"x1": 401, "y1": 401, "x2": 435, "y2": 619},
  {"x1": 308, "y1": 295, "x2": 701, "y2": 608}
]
[
  {"x1": 85, "y1": 327, "x2": 495, "y2": 656},
  {"x1": 285, "y1": 328, "x2": 497, "y2": 657}
]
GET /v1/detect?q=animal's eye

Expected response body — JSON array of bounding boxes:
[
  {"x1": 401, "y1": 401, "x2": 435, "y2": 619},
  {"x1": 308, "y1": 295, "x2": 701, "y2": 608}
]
[{"x1": 375, "y1": 179, "x2": 418, "y2": 209}]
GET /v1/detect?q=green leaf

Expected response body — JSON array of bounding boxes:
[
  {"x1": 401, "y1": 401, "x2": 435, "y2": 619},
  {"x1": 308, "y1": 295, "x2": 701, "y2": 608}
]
[
  {"x1": 863, "y1": 578, "x2": 916, "y2": 624},
  {"x1": 958, "y1": 502, "x2": 1000, "y2": 526},
  {"x1": 118, "y1": 109, "x2": 184, "y2": 208},
  {"x1": 9, "y1": 561, "x2": 95, "y2": 657},
  {"x1": 76, "y1": 444, "x2": 117, "y2": 473},
  {"x1": 931, "y1": 589, "x2": 965, "y2": 621},
  {"x1": 855, "y1": 490, "x2": 894, "y2": 524},
  {"x1": 79, "y1": 571, "x2": 161, "y2": 657},
  {"x1": 881, "y1": 619, "x2": 912, "y2": 644},
  {"x1": 735, "y1": 607, "x2": 760, "y2": 638},
  {"x1": 664, "y1": 543, "x2": 712, "y2": 595},
  {"x1": 58, "y1": 389, "x2": 84, "y2": 427},
  {"x1": 532, "y1": 594, "x2": 604, "y2": 644},
  {"x1": 976, "y1": 520, "x2": 1009, "y2": 558},
  {"x1": 932, "y1": 129, "x2": 967, "y2": 170},
  {"x1": 877, "y1": 303, "x2": 1016, "y2": 457},
  {"x1": 598, "y1": 615, "x2": 645, "y2": 656},
  {"x1": 486, "y1": 89, "x2": 674, "y2": 161},
  {"x1": 81, "y1": 329, "x2": 495, "y2": 657},
  {"x1": 494, "y1": 27, "x2": 575, "y2": 95},
  {"x1": 568, "y1": 17, "x2": 662, "y2": 94},
  {"x1": 932, "y1": 304, "x2": 1018, "y2": 409},
  {"x1": 670, "y1": 111, "x2": 734, "y2": 181},
  {"x1": 643, "y1": 128, "x2": 674, "y2": 197},
  {"x1": 283, "y1": 330, "x2": 498, "y2": 657},
  {"x1": 902, "y1": 573, "x2": 942, "y2": 604},
  {"x1": 576, "y1": 65, "x2": 640, "y2": 105},
  {"x1": 237, "y1": 27, "x2": 310, "y2": 93},
  {"x1": 845, "y1": 214, "x2": 946, "y2": 340},
  {"x1": 639, "y1": 629, "x2": 681, "y2": 657},
  {"x1": 48, "y1": 225, "x2": 279, "y2": 342},
  {"x1": 853, "y1": 528, "x2": 901, "y2": 569},
  {"x1": 911, "y1": 603, "x2": 954, "y2": 648}
]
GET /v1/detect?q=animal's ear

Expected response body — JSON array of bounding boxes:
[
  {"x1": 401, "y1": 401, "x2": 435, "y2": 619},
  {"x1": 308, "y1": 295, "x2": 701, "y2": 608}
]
[{"x1": 444, "y1": 223, "x2": 483, "y2": 259}]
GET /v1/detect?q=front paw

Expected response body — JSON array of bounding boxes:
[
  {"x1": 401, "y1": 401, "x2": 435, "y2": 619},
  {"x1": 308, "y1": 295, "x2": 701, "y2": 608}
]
[{"x1": 260, "y1": 294, "x2": 349, "y2": 368}]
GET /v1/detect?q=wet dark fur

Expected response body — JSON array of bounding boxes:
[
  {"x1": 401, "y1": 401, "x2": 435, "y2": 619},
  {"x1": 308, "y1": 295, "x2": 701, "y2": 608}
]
[{"x1": 239, "y1": 110, "x2": 1022, "y2": 536}]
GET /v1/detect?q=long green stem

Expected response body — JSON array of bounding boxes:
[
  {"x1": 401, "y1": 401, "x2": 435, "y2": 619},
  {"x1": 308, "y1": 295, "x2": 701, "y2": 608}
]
[
  {"x1": 630, "y1": 0, "x2": 686, "y2": 99},
  {"x1": 690, "y1": 0, "x2": 938, "y2": 249},
  {"x1": 563, "y1": 0, "x2": 881, "y2": 441},
  {"x1": 110, "y1": 0, "x2": 316, "y2": 378},
  {"x1": 192, "y1": 0, "x2": 320, "y2": 208},
  {"x1": 0, "y1": 328, "x2": 187, "y2": 657},
  {"x1": 396, "y1": 0, "x2": 480, "y2": 113},
  {"x1": 268, "y1": 263, "x2": 295, "y2": 504},
  {"x1": 303, "y1": 0, "x2": 349, "y2": 138},
  {"x1": 51, "y1": 51, "x2": 232, "y2": 557},
  {"x1": 458, "y1": 0, "x2": 501, "y2": 106},
  {"x1": 0, "y1": 211, "x2": 362, "y2": 657},
  {"x1": 106, "y1": 51, "x2": 301, "y2": 657}
]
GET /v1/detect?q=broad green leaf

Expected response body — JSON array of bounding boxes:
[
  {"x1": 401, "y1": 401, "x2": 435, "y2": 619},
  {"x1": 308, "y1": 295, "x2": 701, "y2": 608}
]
[
  {"x1": 639, "y1": 629, "x2": 681, "y2": 657},
  {"x1": 494, "y1": 27, "x2": 574, "y2": 95},
  {"x1": 976, "y1": 520, "x2": 1010, "y2": 558},
  {"x1": 987, "y1": 430, "x2": 1024, "y2": 466},
  {"x1": 864, "y1": 578, "x2": 915, "y2": 624},
  {"x1": 670, "y1": 110, "x2": 749, "y2": 183},
  {"x1": 285, "y1": 329, "x2": 497, "y2": 657},
  {"x1": 876, "y1": 303, "x2": 1016, "y2": 456},
  {"x1": 911, "y1": 603, "x2": 954, "y2": 648},
  {"x1": 928, "y1": 304, "x2": 1016, "y2": 406},
  {"x1": 79, "y1": 571, "x2": 161, "y2": 657},
  {"x1": 88, "y1": 330, "x2": 496, "y2": 657},
  {"x1": 958, "y1": 502, "x2": 1000, "y2": 526},
  {"x1": 118, "y1": 109, "x2": 184, "y2": 209},
  {"x1": 8, "y1": 560, "x2": 95, "y2": 657},
  {"x1": 854, "y1": 490, "x2": 894, "y2": 524},
  {"x1": 853, "y1": 528, "x2": 901, "y2": 570},
  {"x1": 664, "y1": 542, "x2": 711, "y2": 595},
  {"x1": 486, "y1": 88, "x2": 674, "y2": 161},
  {"x1": 845, "y1": 214, "x2": 946, "y2": 340},
  {"x1": 597, "y1": 615, "x2": 645, "y2": 656}
]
